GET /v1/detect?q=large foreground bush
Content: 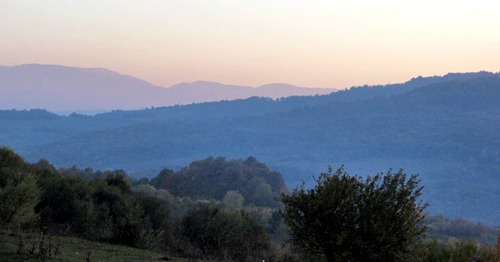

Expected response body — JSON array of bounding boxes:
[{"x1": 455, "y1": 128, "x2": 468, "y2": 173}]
[{"x1": 282, "y1": 166, "x2": 427, "y2": 261}]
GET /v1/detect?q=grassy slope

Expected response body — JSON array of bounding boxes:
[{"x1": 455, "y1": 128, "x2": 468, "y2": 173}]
[{"x1": 0, "y1": 231, "x2": 184, "y2": 262}]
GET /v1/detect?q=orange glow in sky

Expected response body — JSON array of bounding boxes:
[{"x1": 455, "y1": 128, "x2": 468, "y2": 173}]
[{"x1": 1, "y1": 0, "x2": 499, "y2": 88}]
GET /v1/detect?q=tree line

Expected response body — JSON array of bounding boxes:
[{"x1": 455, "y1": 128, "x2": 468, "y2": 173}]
[{"x1": 1, "y1": 147, "x2": 499, "y2": 261}]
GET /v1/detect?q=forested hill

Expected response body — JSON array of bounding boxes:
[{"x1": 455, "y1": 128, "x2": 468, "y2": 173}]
[
  {"x1": 0, "y1": 72, "x2": 499, "y2": 224},
  {"x1": 70, "y1": 71, "x2": 499, "y2": 121},
  {"x1": 149, "y1": 157, "x2": 287, "y2": 207}
]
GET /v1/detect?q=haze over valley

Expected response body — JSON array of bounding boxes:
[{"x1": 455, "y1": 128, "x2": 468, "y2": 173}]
[{"x1": 1, "y1": 71, "x2": 498, "y2": 224}]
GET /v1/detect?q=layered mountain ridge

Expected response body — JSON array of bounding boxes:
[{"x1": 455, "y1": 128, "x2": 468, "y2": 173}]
[
  {"x1": 0, "y1": 70, "x2": 498, "y2": 225},
  {"x1": 0, "y1": 64, "x2": 334, "y2": 113}
]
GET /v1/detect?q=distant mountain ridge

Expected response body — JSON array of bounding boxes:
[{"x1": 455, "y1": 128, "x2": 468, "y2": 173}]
[
  {"x1": 0, "y1": 71, "x2": 498, "y2": 224},
  {"x1": 0, "y1": 64, "x2": 334, "y2": 113}
]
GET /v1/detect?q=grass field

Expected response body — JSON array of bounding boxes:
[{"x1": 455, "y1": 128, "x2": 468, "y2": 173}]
[{"x1": 0, "y1": 231, "x2": 184, "y2": 262}]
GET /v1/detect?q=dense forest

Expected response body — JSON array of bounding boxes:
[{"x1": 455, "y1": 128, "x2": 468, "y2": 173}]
[
  {"x1": 1, "y1": 147, "x2": 499, "y2": 261},
  {"x1": 1, "y1": 72, "x2": 499, "y2": 225},
  {"x1": 0, "y1": 148, "x2": 279, "y2": 260},
  {"x1": 148, "y1": 157, "x2": 287, "y2": 207}
]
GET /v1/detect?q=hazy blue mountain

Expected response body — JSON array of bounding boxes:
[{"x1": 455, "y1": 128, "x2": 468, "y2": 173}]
[
  {"x1": 0, "y1": 64, "x2": 334, "y2": 113},
  {"x1": 0, "y1": 72, "x2": 498, "y2": 224},
  {"x1": 0, "y1": 64, "x2": 167, "y2": 112},
  {"x1": 255, "y1": 83, "x2": 334, "y2": 97},
  {"x1": 168, "y1": 81, "x2": 332, "y2": 104}
]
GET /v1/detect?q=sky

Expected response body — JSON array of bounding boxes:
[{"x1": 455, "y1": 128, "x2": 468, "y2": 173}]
[{"x1": 1, "y1": 0, "x2": 499, "y2": 88}]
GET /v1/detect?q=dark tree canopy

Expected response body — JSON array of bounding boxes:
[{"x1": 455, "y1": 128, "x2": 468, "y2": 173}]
[
  {"x1": 152, "y1": 157, "x2": 287, "y2": 207},
  {"x1": 281, "y1": 166, "x2": 427, "y2": 262}
]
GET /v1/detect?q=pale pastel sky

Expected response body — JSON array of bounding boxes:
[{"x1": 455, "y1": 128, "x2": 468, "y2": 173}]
[{"x1": 1, "y1": 0, "x2": 499, "y2": 88}]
